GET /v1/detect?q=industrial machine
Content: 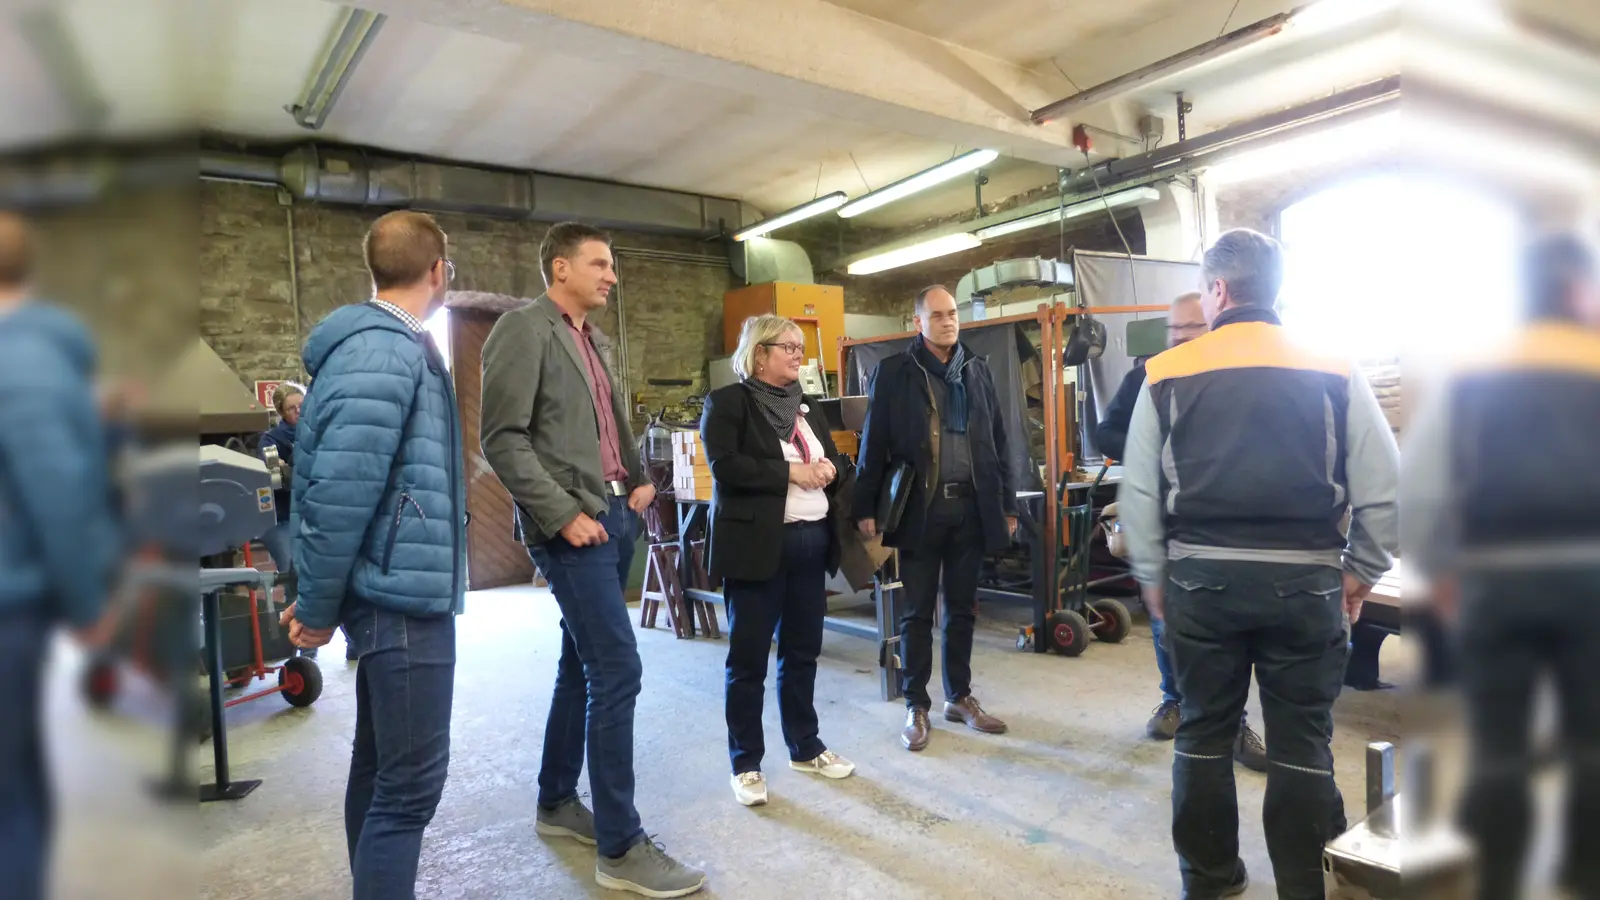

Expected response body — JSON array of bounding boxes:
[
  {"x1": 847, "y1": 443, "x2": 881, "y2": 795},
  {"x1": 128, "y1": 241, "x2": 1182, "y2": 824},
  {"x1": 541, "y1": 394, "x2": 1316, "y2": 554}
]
[{"x1": 1323, "y1": 742, "x2": 1473, "y2": 898}]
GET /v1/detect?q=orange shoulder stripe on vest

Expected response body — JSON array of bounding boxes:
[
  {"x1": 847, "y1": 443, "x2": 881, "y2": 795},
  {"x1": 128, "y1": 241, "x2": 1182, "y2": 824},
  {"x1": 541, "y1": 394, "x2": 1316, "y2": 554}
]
[
  {"x1": 1145, "y1": 322, "x2": 1351, "y2": 384},
  {"x1": 1456, "y1": 323, "x2": 1600, "y2": 378}
]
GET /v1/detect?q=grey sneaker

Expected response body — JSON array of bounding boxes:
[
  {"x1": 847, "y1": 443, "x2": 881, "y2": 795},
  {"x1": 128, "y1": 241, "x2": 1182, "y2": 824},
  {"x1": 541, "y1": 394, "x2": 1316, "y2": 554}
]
[
  {"x1": 595, "y1": 837, "x2": 707, "y2": 898},
  {"x1": 535, "y1": 796, "x2": 596, "y2": 845}
]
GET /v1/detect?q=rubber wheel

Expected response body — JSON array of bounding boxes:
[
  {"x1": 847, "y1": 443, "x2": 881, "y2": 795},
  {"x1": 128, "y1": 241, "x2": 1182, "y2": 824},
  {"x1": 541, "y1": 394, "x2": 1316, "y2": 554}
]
[
  {"x1": 1047, "y1": 610, "x2": 1091, "y2": 657},
  {"x1": 82, "y1": 657, "x2": 119, "y2": 710},
  {"x1": 279, "y1": 655, "x2": 323, "y2": 708},
  {"x1": 1090, "y1": 598, "x2": 1133, "y2": 644}
]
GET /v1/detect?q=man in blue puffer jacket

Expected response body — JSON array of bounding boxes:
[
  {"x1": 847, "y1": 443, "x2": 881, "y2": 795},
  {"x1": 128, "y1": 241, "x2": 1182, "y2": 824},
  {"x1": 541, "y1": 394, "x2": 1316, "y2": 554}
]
[
  {"x1": 285, "y1": 210, "x2": 465, "y2": 900},
  {"x1": 0, "y1": 212, "x2": 119, "y2": 900}
]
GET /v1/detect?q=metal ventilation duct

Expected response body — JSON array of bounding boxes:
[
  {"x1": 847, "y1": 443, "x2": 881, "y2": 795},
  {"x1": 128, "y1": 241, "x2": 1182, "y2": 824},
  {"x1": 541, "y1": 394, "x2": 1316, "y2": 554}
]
[
  {"x1": 199, "y1": 144, "x2": 746, "y2": 237},
  {"x1": 729, "y1": 236, "x2": 816, "y2": 285}
]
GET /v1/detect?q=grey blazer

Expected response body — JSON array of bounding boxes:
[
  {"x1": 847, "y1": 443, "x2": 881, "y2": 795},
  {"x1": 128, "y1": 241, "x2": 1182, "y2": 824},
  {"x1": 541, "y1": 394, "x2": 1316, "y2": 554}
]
[{"x1": 480, "y1": 295, "x2": 644, "y2": 546}]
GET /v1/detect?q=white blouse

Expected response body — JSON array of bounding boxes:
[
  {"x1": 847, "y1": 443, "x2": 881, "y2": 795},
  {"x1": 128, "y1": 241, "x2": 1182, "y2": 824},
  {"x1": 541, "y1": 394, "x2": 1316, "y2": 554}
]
[{"x1": 779, "y1": 411, "x2": 829, "y2": 523}]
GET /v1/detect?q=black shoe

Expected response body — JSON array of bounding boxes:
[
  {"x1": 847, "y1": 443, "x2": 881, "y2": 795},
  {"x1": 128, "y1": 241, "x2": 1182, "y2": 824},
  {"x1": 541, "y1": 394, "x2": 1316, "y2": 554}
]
[
  {"x1": 1147, "y1": 699, "x2": 1181, "y2": 740},
  {"x1": 346, "y1": 646, "x2": 359, "y2": 662},
  {"x1": 1223, "y1": 861, "x2": 1249, "y2": 897},
  {"x1": 1234, "y1": 723, "x2": 1268, "y2": 773}
]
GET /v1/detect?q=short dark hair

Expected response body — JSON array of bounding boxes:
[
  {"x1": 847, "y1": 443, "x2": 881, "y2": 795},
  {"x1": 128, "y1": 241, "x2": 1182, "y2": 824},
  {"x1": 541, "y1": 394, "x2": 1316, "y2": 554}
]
[
  {"x1": 914, "y1": 284, "x2": 950, "y2": 315},
  {"x1": 364, "y1": 211, "x2": 447, "y2": 291},
  {"x1": 540, "y1": 222, "x2": 612, "y2": 285},
  {"x1": 0, "y1": 211, "x2": 36, "y2": 289},
  {"x1": 1523, "y1": 232, "x2": 1595, "y2": 321},
  {"x1": 1201, "y1": 228, "x2": 1283, "y2": 308}
]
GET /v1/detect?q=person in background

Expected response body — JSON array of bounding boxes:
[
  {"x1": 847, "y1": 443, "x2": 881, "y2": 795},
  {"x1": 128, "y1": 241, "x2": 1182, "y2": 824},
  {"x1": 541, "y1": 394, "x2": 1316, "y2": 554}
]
[
  {"x1": 1404, "y1": 232, "x2": 1600, "y2": 900},
  {"x1": 702, "y1": 314, "x2": 857, "y2": 808},
  {"x1": 480, "y1": 222, "x2": 705, "y2": 898},
  {"x1": 1118, "y1": 229, "x2": 1399, "y2": 899},
  {"x1": 0, "y1": 211, "x2": 120, "y2": 900},
  {"x1": 853, "y1": 284, "x2": 1016, "y2": 752},
  {"x1": 282, "y1": 210, "x2": 466, "y2": 900},
  {"x1": 259, "y1": 381, "x2": 334, "y2": 659},
  {"x1": 1096, "y1": 292, "x2": 1267, "y2": 771}
]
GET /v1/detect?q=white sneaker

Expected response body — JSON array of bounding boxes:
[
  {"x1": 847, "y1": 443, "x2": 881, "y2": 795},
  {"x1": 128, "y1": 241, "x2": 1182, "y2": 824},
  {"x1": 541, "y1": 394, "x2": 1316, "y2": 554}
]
[
  {"x1": 789, "y1": 750, "x2": 856, "y2": 780},
  {"x1": 731, "y1": 771, "x2": 768, "y2": 806}
]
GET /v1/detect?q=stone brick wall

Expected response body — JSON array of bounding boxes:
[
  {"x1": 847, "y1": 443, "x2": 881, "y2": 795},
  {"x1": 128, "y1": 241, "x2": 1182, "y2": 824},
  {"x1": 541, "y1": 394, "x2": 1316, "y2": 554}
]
[{"x1": 198, "y1": 180, "x2": 738, "y2": 427}]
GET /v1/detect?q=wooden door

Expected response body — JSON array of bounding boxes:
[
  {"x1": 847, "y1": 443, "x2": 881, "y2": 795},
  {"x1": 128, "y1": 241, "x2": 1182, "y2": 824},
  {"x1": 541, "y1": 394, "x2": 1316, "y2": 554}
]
[{"x1": 449, "y1": 309, "x2": 537, "y2": 591}]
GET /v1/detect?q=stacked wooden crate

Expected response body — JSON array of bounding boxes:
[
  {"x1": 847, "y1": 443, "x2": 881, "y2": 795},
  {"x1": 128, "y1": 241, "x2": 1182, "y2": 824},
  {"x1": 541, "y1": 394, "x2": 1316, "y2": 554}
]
[{"x1": 671, "y1": 431, "x2": 713, "y2": 501}]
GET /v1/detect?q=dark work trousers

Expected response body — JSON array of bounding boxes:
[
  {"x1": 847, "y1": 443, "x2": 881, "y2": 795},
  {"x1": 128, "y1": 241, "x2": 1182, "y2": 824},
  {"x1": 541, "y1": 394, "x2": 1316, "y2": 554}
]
[
  {"x1": 342, "y1": 603, "x2": 457, "y2": 900},
  {"x1": 0, "y1": 609, "x2": 52, "y2": 900},
  {"x1": 722, "y1": 519, "x2": 831, "y2": 775},
  {"x1": 1165, "y1": 559, "x2": 1349, "y2": 900},
  {"x1": 898, "y1": 491, "x2": 984, "y2": 710},
  {"x1": 1457, "y1": 567, "x2": 1600, "y2": 900}
]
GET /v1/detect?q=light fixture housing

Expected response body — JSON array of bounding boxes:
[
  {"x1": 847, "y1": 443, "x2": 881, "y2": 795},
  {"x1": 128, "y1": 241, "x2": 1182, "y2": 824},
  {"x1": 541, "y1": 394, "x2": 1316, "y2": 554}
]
[
  {"x1": 838, "y1": 149, "x2": 1000, "y2": 219},
  {"x1": 974, "y1": 187, "x2": 1162, "y2": 240},
  {"x1": 288, "y1": 6, "x2": 388, "y2": 130},
  {"x1": 847, "y1": 233, "x2": 983, "y2": 275},
  {"x1": 733, "y1": 192, "x2": 848, "y2": 241}
]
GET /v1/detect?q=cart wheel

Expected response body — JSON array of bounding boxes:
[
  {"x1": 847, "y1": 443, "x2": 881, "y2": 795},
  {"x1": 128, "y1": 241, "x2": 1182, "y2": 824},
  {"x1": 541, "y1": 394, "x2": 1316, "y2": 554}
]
[
  {"x1": 1090, "y1": 598, "x2": 1133, "y2": 644},
  {"x1": 82, "y1": 657, "x2": 119, "y2": 710},
  {"x1": 279, "y1": 656, "x2": 323, "y2": 708},
  {"x1": 1047, "y1": 610, "x2": 1091, "y2": 657}
]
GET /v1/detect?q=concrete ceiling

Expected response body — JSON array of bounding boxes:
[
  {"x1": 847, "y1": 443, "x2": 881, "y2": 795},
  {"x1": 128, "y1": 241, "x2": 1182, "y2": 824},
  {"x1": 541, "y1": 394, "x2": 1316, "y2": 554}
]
[{"x1": 4, "y1": 0, "x2": 1429, "y2": 226}]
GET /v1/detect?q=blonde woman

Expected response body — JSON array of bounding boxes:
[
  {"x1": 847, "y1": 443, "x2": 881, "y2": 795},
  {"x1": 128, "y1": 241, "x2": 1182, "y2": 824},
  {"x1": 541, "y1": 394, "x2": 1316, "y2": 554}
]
[{"x1": 700, "y1": 314, "x2": 856, "y2": 807}]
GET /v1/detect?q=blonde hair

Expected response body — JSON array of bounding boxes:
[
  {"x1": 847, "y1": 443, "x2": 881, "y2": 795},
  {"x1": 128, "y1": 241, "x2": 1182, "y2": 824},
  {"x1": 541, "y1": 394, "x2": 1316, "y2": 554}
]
[
  {"x1": 272, "y1": 381, "x2": 307, "y2": 416},
  {"x1": 731, "y1": 314, "x2": 802, "y2": 380}
]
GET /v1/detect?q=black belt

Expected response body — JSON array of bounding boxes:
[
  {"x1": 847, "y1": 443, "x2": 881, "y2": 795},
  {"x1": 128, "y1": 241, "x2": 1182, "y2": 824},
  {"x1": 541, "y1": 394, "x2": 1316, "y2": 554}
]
[{"x1": 935, "y1": 482, "x2": 974, "y2": 499}]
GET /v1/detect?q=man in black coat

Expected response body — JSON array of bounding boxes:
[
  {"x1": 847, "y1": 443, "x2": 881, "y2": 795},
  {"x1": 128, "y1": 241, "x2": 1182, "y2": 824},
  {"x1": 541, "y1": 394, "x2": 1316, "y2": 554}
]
[
  {"x1": 854, "y1": 285, "x2": 1015, "y2": 751},
  {"x1": 1095, "y1": 291, "x2": 1267, "y2": 772}
]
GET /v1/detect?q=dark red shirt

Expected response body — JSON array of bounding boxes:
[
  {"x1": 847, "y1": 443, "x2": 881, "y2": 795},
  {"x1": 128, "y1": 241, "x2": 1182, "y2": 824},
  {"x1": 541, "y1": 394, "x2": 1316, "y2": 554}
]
[{"x1": 563, "y1": 315, "x2": 628, "y2": 483}]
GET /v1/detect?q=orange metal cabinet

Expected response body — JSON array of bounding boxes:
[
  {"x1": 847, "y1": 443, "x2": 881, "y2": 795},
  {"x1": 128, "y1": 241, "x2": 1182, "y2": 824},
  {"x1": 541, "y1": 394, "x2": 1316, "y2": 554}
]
[{"x1": 722, "y1": 282, "x2": 845, "y2": 372}]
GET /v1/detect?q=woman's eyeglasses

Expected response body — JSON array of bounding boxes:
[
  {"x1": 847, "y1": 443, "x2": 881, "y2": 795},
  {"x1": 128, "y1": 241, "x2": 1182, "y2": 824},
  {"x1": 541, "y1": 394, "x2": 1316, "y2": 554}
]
[{"x1": 761, "y1": 341, "x2": 806, "y2": 356}]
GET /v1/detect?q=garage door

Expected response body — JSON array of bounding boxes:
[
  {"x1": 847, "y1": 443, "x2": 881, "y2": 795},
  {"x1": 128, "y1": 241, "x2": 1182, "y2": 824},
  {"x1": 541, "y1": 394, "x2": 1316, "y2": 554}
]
[{"x1": 450, "y1": 309, "x2": 537, "y2": 591}]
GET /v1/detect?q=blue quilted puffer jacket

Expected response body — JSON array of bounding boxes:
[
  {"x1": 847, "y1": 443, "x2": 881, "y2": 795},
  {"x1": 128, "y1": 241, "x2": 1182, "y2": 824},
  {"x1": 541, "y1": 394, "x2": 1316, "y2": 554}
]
[{"x1": 291, "y1": 303, "x2": 466, "y2": 630}]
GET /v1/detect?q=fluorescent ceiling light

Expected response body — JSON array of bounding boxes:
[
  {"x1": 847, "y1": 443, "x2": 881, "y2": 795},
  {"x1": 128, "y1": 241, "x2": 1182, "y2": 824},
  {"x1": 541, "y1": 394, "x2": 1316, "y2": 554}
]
[
  {"x1": 1290, "y1": 0, "x2": 1400, "y2": 32},
  {"x1": 847, "y1": 233, "x2": 983, "y2": 275},
  {"x1": 1202, "y1": 111, "x2": 1400, "y2": 185},
  {"x1": 289, "y1": 6, "x2": 388, "y2": 130},
  {"x1": 974, "y1": 187, "x2": 1162, "y2": 240},
  {"x1": 733, "y1": 192, "x2": 849, "y2": 241},
  {"x1": 838, "y1": 149, "x2": 1000, "y2": 218}
]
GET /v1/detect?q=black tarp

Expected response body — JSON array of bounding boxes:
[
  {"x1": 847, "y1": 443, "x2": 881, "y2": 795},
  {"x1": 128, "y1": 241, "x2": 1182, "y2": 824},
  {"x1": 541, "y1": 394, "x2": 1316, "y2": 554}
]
[{"x1": 843, "y1": 324, "x2": 1043, "y2": 493}]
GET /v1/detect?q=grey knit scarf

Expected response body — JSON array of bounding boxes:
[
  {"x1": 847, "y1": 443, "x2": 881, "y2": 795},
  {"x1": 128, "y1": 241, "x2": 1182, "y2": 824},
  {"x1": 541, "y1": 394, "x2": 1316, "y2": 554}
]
[{"x1": 744, "y1": 377, "x2": 804, "y2": 441}]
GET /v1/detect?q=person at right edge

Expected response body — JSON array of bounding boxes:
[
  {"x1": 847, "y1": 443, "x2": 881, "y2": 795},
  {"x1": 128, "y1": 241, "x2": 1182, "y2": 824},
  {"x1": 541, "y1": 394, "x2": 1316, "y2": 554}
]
[
  {"x1": 1404, "y1": 232, "x2": 1600, "y2": 900},
  {"x1": 1096, "y1": 290, "x2": 1267, "y2": 771},
  {"x1": 1117, "y1": 228, "x2": 1399, "y2": 900},
  {"x1": 854, "y1": 284, "x2": 1016, "y2": 752}
]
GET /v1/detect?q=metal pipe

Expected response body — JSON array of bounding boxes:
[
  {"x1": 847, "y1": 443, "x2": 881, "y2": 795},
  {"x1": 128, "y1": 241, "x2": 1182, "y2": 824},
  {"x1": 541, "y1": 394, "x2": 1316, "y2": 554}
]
[
  {"x1": 283, "y1": 195, "x2": 305, "y2": 380},
  {"x1": 1031, "y1": 13, "x2": 1294, "y2": 124},
  {"x1": 615, "y1": 246, "x2": 728, "y2": 267},
  {"x1": 612, "y1": 258, "x2": 633, "y2": 414}
]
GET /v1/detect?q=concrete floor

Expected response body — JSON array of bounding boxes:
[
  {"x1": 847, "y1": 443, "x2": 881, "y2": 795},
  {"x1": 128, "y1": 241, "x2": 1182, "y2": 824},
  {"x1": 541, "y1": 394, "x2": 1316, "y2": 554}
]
[{"x1": 61, "y1": 585, "x2": 1405, "y2": 899}]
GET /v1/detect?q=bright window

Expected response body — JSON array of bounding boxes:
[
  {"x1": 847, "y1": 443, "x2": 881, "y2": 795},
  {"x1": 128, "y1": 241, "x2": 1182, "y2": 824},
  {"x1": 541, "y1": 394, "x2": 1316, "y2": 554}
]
[
  {"x1": 1278, "y1": 175, "x2": 1522, "y2": 364},
  {"x1": 426, "y1": 307, "x2": 452, "y2": 371}
]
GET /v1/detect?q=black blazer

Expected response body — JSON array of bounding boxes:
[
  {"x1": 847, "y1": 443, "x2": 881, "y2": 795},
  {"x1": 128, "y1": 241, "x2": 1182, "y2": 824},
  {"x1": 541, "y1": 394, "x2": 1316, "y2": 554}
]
[{"x1": 700, "y1": 383, "x2": 845, "y2": 582}]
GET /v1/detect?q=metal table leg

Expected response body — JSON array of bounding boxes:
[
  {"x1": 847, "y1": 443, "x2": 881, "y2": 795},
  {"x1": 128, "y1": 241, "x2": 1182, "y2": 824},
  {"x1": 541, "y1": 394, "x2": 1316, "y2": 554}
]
[{"x1": 199, "y1": 588, "x2": 260, "y2": 802}]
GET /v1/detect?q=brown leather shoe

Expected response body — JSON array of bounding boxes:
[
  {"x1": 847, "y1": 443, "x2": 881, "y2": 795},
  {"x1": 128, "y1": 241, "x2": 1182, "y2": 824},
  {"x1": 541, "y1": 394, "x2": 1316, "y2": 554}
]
[
  {"x1": 901, "y1": 708, "x2": 930, "y2": 751},
  {"x1": 943, "y1": 696, "x2": 1008, "y2": 734}
]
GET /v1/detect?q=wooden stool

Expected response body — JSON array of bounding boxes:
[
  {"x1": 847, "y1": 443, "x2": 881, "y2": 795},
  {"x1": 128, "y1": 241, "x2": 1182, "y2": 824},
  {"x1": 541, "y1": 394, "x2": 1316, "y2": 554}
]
[
  {"x1": 685, "y1": 540, "x2": 721, "y2": 639},
  {"x1": 640, "y1": 543, "x2": 691, "y2": 638}
]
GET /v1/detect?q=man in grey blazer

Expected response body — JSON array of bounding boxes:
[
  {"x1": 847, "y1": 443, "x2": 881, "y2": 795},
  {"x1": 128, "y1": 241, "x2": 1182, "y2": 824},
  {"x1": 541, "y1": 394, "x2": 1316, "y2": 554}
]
[{"x1": 480, "y1": 222, "x2": 706, "y2": 898}]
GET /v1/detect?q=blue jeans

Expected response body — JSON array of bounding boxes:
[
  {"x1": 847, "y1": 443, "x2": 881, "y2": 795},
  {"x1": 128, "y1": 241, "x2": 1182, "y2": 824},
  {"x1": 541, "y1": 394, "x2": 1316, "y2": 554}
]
[
  {"x1": 527, "y1": 497, "x2": 645, "y2": 859},
  {"x1": 1151, "y1": 615, "x2": 1181, "y2": 705},
  {"x1": 0, "y1": 609, "x2": 51, "y2": 900},
  {"x1": 342, "y1": 603, "x2": 456, "y2": 900},
  {"x1": 722, "y1": 519, "x2": 829, "y2": 775}
]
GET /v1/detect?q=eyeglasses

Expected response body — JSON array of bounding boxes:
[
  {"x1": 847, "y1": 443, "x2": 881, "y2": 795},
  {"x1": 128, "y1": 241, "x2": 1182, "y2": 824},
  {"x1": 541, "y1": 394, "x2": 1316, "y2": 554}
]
[
  {"x1": 438, "y1": 258, "x2": 456, "y2": 283},
  {"x1": 761, "y1": 341, "x2": 806, "y2": 356}
]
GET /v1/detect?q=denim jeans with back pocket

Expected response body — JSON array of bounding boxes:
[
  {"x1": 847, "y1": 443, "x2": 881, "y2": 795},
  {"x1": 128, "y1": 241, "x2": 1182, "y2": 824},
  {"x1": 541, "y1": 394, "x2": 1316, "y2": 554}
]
[
  {"x1": 340, "y1": 601, "x2": 457, "y2": 900},
  {"x1": 1164, "y1": 558, "x2": 1349, "y2": 900}
]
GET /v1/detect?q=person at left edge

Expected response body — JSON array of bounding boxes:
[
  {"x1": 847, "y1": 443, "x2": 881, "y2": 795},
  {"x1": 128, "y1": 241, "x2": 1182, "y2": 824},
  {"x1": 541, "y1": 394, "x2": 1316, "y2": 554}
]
[
  {"x1": 0, "y1": 211, "x2": 119, "y2": 900},
  {"x1": 283, "y1": 210, "x2": 466, "y2": 900}
]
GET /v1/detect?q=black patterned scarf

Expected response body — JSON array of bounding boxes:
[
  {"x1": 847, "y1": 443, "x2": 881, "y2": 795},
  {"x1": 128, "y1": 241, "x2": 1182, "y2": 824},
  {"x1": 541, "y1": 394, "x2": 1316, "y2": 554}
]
[{"x1": 745, "y1": 377, "x2": 804, "y2": 441}]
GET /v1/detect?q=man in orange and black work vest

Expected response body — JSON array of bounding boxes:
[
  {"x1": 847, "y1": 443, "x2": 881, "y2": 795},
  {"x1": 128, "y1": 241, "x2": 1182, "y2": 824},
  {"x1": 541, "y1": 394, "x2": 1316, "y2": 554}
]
[
  {"x1": 1118, "y1": 228, "x2": 1400, "y2": 899},
  {"x1": 1404, "y1": 232, "x2": 1600, "y2": 900}
]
